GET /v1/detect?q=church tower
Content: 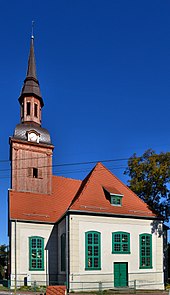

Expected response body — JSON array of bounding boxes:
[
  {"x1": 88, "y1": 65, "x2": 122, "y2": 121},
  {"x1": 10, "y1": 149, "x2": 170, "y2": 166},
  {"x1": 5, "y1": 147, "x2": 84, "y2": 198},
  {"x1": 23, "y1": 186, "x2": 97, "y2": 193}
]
[{"x1": 10, "y1": 36, "x2": 54, "y2": 194}]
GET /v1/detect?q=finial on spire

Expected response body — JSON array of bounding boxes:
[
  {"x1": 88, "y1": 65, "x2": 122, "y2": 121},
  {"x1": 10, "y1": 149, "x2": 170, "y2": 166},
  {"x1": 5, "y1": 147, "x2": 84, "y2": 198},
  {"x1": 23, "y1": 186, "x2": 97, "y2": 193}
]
[{"x1": 31, "y1": 20, "x2": 35, "y2": 39}]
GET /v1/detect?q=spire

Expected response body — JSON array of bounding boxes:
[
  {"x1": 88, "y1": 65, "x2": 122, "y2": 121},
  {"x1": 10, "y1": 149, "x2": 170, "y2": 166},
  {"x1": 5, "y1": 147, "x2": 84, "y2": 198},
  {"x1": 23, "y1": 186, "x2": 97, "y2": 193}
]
[
  {"x1": 19, "y1": 34, "x2": 44, "y2": 107},
  {"x1": 26, "y1": 36, "x2": 37, "y2": 79}
]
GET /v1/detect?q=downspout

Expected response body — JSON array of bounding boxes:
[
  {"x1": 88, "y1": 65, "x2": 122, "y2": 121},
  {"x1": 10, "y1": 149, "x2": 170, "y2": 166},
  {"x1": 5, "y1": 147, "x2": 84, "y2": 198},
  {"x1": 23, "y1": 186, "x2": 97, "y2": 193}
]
[
  {"x1": 66, "y1": 214, "x2": 70, "y2": 292},
  {"x1": 14, "y1": 220, "x2": 17, "y2": 295}
]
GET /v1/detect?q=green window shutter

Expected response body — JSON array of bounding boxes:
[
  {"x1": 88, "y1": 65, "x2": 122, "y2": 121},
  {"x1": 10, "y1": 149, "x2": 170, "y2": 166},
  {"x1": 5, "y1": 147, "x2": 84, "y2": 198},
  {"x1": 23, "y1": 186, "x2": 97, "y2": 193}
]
[
  {"x1": 61, "y1": 233, "x2": 66, "y2": 272},
  {"x1": 85, "y1": 231, "x2": 101, "y2": 270},
  {"x1": 139, "y1": 233, "x2": 152, "y2": 269},
  {"x1": 112, "y1": 232, "x2": 130, "y2": 254},
  {"x1": 29, "y1": 236, "x2": 44, "y2": 271}
]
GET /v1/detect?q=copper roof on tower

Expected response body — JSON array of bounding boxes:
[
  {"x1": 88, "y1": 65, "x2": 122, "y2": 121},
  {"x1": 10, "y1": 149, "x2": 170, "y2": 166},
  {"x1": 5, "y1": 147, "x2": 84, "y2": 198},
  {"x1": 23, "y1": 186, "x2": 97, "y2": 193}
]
[{"x1": 19, "y1": 37, "x2": 44, "y2": 107}]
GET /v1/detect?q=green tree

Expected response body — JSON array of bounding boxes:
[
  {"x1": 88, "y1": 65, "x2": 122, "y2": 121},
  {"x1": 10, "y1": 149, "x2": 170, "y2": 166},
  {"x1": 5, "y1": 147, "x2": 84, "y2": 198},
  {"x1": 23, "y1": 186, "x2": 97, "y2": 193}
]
[
  {"x1": 124, "y1": 149, "x2": 170, "y2": 218},
  {"x1": 0, "y1": 244, "x2": 8, "y2": 279}
]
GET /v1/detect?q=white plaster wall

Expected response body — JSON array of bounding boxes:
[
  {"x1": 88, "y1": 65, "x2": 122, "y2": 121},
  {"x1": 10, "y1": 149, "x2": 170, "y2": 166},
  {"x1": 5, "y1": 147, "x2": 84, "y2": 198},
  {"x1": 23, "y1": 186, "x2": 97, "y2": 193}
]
[
  {"x1": 69, "y1": 214, "x2": 164, "y2": 291},
  {"x1": 10, "y1": 221, "x2": 57, "y2": 287}
]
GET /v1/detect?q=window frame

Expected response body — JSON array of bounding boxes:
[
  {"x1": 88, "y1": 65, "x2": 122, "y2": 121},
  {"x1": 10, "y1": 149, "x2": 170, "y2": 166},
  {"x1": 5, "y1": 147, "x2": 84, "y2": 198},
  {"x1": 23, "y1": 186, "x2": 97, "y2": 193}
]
[
  {"x1": 85, "y1": 231, "x2": 101, "y2": 270},
  {"x1": 112, "y1": 232, "x2": 130, "y2": 254},
  {"x1": 29, "y1": 236, "x2": 44, "y2": 271},
  {"x1": 139, "y1": 233, "x2": 152, "y2": 269},
  {"x1": 110, "y1": 194, "x2": 123, "y2": 206},
  {"x1": 27, "y1": 167, "x2": 43, "y2": 179}
]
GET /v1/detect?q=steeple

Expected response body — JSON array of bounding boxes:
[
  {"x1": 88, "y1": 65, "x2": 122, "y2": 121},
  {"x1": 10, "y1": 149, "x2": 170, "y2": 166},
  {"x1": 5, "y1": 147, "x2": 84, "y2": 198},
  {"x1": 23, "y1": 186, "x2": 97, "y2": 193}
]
[
  {"x1": 18, "y1": 36, "x2": 44, "y2": 126},
  {"x1": 10, "y1": 33, "x2": 54, "y2": 194},
  {"x1": 18, "y1": 36, "x2": 44, "y2": 107}
]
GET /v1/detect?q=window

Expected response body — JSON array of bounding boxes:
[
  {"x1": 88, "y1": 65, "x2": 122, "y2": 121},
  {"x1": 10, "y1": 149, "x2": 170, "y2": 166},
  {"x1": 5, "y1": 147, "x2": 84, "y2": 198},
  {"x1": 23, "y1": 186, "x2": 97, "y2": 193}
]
[
  {"x1": 85, "y1": 231, "x2": 101, "y2": 270},
  {"x1": 103, "y1": 188, "x2": 123, "y2": 206},
  {"x1": 21, "y1": 102, "x2": 24, "y2": 118},
  {"x1": 29, "y1": 236, "x2": 44, "y2": 270},
  {"x1": 33, "y1": 168, "x2": 38, "y2": 178},
  {"x1": 111, "y1": 195, "x2": 122, "y2": 206},
  {"x1": 34, "y1": 103, "x2": 38, "y2": 117},
  {"x1": 27, "y1": 168, "x2": 43, "y2": 179},
  {"x1": 27, "y1": 102, "x2": 31, "y2": 116},
  {"x1": 139, "y1": 234, "x2": 152, "y2": 268},
  {"x1": 112, "y1": 232, "x2": 130, "y2": 254},
  {"x1": 61, "y1": 233, "x2": 66, "y2": 271}
]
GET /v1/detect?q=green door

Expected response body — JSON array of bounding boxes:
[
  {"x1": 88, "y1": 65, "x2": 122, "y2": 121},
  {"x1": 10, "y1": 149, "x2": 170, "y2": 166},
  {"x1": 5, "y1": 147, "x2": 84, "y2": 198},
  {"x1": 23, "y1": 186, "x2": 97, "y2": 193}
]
[{"x1": 114, "y1": 262, "x2": 128, "y2": 287}]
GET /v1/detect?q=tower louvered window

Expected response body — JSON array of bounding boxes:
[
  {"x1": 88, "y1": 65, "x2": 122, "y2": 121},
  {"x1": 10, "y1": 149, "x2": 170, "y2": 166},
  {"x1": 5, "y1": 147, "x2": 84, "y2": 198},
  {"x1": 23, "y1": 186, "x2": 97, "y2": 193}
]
[
  {"x1": 34, "y1": 103, "x2": 38, "y2": 117},
  {"x1": 27, "y1": 102, "x2": 31, "y2": 116}
]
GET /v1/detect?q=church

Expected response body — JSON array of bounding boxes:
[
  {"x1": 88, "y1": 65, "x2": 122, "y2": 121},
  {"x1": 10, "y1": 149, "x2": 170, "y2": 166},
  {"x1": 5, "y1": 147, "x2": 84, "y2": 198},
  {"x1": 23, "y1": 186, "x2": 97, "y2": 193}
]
[{"x1": 8, "y1": 36, "x2": 167, "y2": 291}]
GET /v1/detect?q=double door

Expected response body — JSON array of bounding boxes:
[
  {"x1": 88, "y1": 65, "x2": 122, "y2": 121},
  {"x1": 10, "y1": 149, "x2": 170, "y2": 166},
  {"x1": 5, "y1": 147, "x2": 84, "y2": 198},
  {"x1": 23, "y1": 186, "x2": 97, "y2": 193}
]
[{"x1": 114, "y1": 262, "x2": 128, "y2": 287}]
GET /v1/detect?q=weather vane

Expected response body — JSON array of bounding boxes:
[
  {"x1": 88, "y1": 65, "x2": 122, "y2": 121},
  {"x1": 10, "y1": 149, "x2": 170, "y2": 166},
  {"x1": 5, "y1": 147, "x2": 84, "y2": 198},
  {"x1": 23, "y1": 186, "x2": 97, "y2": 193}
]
[{"x1": 31, "y1": 20, "x2": 35, "y2": 39}]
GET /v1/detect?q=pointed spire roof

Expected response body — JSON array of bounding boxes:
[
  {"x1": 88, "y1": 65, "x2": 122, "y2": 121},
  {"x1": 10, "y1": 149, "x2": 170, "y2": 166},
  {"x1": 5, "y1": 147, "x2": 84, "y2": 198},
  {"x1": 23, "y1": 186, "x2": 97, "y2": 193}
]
[{"x1": 19, "y1": 36, "x2": 44, "y2": 107}]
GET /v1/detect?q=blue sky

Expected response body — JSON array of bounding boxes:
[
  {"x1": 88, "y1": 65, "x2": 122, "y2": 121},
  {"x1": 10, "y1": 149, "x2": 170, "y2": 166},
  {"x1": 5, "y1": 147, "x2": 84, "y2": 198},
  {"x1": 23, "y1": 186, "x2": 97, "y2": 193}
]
[{"x1": 0, "y1": 0, "x2": 169, "y2": 244}]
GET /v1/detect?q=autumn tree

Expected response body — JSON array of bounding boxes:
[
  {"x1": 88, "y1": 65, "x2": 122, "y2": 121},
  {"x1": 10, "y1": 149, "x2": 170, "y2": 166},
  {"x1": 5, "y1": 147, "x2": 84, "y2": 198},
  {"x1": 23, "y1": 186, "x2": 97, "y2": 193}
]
[{"x1": 124, "y1": 149, "x2": 170, "y2": 219}]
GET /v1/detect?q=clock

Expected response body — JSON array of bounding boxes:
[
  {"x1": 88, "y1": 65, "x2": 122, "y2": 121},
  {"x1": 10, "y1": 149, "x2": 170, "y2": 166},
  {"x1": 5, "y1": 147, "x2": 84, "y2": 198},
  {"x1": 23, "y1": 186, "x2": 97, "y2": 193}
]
[{"x1": 27, "y1": 131, "x2": 40, "y2": 143}]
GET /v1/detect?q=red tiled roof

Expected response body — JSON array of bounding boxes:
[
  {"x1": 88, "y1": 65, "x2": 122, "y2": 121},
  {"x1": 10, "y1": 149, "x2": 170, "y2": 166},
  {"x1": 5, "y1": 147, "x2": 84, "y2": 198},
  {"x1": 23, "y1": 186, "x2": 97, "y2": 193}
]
[
  {"x1": 103, "y1": 186, "x2": 123, "y2": 195},
  {"x1": 9, "y1": 162, "x2": 157, "y2": 223},
  {"x1": 9, "y1": 176, "x2": 81, "y2": 222},
  {"x1": 69, "y1": 163, "x2": 156, "y2": 218}
]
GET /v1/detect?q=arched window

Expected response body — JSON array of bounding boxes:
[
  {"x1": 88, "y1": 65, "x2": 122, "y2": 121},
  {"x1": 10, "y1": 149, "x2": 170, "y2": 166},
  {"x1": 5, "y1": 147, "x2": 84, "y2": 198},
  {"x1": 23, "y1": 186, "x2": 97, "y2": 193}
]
[
  {"x1": 27, "y1": 102, "x2": 31, "y2": 116},
  {"x1": 29, "y1": 236, "x2": 44, "y2": 270},
  {"x1": 112, "y1": 232, "x2": 130, "y2": 254},
  {"x1": 85, "y1": 231, "x2": 101, "y2": 270},
  {"x1": 61, "y1": 233, "x2": 66, "y2": 272},
  {"x1": 139, "y1": 233, "x2": 152, "y2": 268}
]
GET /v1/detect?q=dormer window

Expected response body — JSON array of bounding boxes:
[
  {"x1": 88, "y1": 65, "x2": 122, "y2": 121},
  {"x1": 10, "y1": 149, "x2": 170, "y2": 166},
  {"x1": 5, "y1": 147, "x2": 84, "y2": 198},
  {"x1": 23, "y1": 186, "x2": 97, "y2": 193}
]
[
  {"x1": 103, "y1": 187, "x2": 123, "y2": 206},
  {"x1": 111, "y1": 194, "x2": 123, "y2": 206}
]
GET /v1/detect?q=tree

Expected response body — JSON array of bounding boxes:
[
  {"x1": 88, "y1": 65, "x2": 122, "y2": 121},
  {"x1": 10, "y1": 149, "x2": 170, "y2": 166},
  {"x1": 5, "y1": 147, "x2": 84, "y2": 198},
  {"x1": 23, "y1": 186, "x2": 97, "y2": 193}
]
[
  {"x1": 124, "y1": 149, "x2": 170, "y2": 219},
  {"x1": 0, "y1": 244, "x2": 8, "y2": 280}
]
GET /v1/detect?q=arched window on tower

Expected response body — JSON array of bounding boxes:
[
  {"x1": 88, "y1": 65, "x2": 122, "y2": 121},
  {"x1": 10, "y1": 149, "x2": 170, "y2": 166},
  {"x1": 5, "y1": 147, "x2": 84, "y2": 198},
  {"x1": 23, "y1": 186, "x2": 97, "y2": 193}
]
[
  {"x1": 34, "y1": 103, "x2": 38, "y2": 117},
  {"x1": 27, "y1": 102, "x2": 31, "y2": 116},
  {"x1": 21, "y1": 102, "x2": 24, "y2": 119}
]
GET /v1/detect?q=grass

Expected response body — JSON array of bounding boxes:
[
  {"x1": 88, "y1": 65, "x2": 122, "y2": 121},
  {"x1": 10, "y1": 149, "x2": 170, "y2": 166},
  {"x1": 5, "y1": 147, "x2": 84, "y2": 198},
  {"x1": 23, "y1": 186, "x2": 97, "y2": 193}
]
[{"x1": 0, "y1": 285, "x2": 9, "y2": 291}]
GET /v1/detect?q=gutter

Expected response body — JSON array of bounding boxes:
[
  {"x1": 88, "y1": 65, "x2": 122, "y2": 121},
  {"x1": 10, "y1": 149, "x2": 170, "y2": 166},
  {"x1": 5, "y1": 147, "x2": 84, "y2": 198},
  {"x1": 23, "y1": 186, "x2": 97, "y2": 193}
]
[
  {"x1": 66, "y1": 214, "x2": 70, "y2": 292},
  {"x1": 66, "y1": 209, "x2": 162, "y2": 220}
]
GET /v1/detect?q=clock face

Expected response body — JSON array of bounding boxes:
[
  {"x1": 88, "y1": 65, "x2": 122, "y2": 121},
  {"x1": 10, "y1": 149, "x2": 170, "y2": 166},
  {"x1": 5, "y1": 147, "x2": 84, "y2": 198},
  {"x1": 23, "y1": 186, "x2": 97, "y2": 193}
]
[{"x1": 28, "y1": 132, "x2": 39, "y2": 142}]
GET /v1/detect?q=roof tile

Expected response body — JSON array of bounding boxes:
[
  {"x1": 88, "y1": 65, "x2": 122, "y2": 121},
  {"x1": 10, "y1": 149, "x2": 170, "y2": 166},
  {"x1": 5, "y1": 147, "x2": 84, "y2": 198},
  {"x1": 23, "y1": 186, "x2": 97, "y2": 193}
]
[{"x1": 9, "y1": 163, "x2": 156, "y2": 223}]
